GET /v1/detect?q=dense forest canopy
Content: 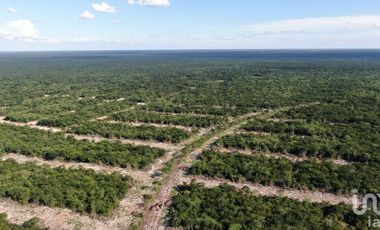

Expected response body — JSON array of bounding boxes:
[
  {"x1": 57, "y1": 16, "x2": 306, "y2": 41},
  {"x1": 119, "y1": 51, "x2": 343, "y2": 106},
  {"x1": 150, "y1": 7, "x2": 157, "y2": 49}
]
[{"x1": 1, "y1": 51, "x2": 379, "y2": 121}]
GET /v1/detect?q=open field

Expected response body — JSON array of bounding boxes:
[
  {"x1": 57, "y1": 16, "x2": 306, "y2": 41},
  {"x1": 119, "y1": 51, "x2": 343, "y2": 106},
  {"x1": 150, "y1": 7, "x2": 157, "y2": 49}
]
[{"x1": 0, "y1": 51, "x2": 379, "y2": 229}]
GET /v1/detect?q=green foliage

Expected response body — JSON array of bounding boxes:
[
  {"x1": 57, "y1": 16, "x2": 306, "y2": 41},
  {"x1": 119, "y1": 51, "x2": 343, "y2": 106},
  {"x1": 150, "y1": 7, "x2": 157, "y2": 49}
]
[
  {"x1": 277, "y1": 100, "x2": 380, "y2": 126},
  {"x1": 0, "y1": 160, "x2": 132, "y2": 215},
  {"x1": 142, "y1": 104, "x2": 251, "y2": 116},
  {"x1": 0, "y1": 52, "x2": 379, "y2": 228},
  {"x1": 217, "y1": 131, "x2": 380, "y2": 163},
  {"x1": 0, "y1": 124, "x2": 165, "y2": 169},
  {"x1": 168, "y1": 183, "x2": 370, "y2": 229},
  {"x1": 4, "y1": 115, "x2": 29, "y2": 123},
  {"x1": 69, "y1": 121, "x2": 190, "y2": 144},
  {"x1": 0, "y1": 213, "x2": 46, "y2": 230},
  {"x1": 242, "y1": 119, "x2": 325, "y2": 136},
  {"x1": 190, "y1": 151, "x2": 380, "y2": 194}
]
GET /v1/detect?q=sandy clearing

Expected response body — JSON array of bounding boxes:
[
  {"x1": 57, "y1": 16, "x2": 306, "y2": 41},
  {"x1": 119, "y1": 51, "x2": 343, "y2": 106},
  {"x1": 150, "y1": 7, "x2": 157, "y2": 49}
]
[
  {"x1": 182, "y1": 176, "x2": 352, "y2": 205},
  {"x1": 107, "y1": 120, "x2": 194, "y2": 132},
  {"x1": 233, "y1": 129, "x2": 272, "y2": 136},
  {"x1": 0, "y1": 198, "x2": 110, "y2": 230},
  {"x1": 266, "y1": 118, "x2": 307, "y2": 123},
  {"x1": 145, "y1": 110, "x2": 217, "y2": 118},
  {"x1": 1, "y1": 153, "x2": 151, "y2": 182},
  {"x1": 0, "y1": 117, "x2": 63, "y2": 133},
  {"x1": 67, "y1": 134, "x2": 180, "y2": 151},
  {"x1": 92, "y1": 107, "x2": 136, "y2": 121},
  {"x1": 217, "y1": 147, "x2": 351, "y2": 166}
]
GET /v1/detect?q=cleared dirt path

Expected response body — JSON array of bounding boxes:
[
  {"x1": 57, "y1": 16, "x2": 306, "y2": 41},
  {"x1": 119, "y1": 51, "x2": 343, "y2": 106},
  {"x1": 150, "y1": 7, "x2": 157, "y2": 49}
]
[
  {"x1": 1, "y1": 153, "x2": 151, "y2": 181},
  {"x1": 107, "y1": 120, "x2": 194, "y2": 132},
  {"x1": 182, "y1": 176, "x2": 352, "y2": 205},
  {"x1": 0, "y1": 117, "x2": 62, "y2": 133},
  {"x1": 217, "y1": 147, "x2": 351, "y2": 166},
  {"x1": 67, "y1": 133, "x2": 180, "y2": 151},
  {"x1": 0, "y1": 198, "x2": 110, "y2": 230},
  {"x1": 141, "y1": 112, "x2": 258, "y2": 230}
]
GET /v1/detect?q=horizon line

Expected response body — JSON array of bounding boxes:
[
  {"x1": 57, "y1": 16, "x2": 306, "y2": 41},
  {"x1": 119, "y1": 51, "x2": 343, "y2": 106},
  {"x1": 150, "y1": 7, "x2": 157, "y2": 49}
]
[{"x1": 2, "y1": 48, "x2": 380, "y2": 53}]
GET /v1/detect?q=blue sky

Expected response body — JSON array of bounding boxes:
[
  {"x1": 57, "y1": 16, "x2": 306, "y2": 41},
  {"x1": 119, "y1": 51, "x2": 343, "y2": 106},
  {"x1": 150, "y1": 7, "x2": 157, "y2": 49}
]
[{"x1": 1, "y1": 0, "x2": 380, "y2": 50}]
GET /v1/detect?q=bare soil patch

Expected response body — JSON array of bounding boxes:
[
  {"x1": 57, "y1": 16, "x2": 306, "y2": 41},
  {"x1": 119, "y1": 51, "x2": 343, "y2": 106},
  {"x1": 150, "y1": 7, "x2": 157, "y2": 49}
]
[
  {"x1": 217, "y1": 147, "x2": 351, "y2": 166},
  {"x1": 1, "y1": 153, "x2": 151, "y2": 181},
  {"x1": 182, "y1": 176, "x2": 352, "y2": 205}
]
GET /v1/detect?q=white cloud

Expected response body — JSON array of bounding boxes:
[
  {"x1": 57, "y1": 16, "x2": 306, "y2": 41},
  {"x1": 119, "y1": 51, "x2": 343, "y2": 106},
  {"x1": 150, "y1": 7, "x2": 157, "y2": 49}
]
[
  {"x1": 80, "y1": 11, "x2": 96, "y2": 20},
  {"x1": 4, "y1": 14, "x2": 380, "y2": 50},
  {"x1": 92, "y1": 2, "x2": 116, "y2": 13},
  {"x1": 7, "y1": 8, "x2": 18, "y2": 14},
  {"x1": 128, "y1": 0, "x2": 170, "y2": 7},
  {"x1": 0, "y1": 20, "x2": 38, "y2": 40},
  {"x1": 247, "y1": 15, "x2": 380, "y2": 35}
]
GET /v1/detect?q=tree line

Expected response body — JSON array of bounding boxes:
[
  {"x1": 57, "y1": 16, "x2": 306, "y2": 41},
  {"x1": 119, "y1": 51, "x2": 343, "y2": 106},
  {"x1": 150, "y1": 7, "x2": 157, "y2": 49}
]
[
  {"x1": 0, "y1": 124, "x2": 165, "y2": 169},
  {"x1": 111, "y1": 110, "x2": 227, "y2": 128},
  {"x1": 69, "y1": 121, "x2": 190, "y2": 144},
  {"x1": 189, "y1": 151, "x2": 380, "y2": 194},
  {"x1": 217, "y1": 132, "x2": 379, "y2": 164},
  {"x1": 168, "y1": 183, "x2": 371, "y2": 229},
  {"x1": 0, "y1": 213, "x2": 46, "y2": 230},
  {"x1": 0, "y1": 160, "x2": 131, "y2": 215}
]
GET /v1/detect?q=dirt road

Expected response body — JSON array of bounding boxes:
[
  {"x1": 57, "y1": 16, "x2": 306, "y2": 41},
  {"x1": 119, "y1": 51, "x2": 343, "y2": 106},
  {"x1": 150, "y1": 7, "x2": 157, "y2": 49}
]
[{"x1": 141, "y1": 112, "x2": 258, "y2": 230}]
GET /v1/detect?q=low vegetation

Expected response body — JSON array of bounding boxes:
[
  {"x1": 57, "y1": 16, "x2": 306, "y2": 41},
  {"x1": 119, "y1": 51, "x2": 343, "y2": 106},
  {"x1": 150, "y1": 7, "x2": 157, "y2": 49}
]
[
  {"x1": 168, "y1": 183, "x2": 370, "y2": 229},
  {"x1": 111, "y1": 110, "x2": 227, "y2": 128},
  {"x1": 69, "y1": 121, "x2": 190, "y2": 144},
  {"x1": 189, "y1": 151, "x2": 380, "y2": 194},
  {"x1": 0, "y1": 160, "x2": 132, "y2": 215},
  {"x1": 242, "y1": 119, "x2": 324, "y2": 136},
  {"x1": 217, "y1": 131, "x2": 380, "y2": 163},
  {"x1": 0, "y1": 213, "x2": 46, "y2": 230},
  {"x1": 0, "y1": 124, "x2": 165, "y2": 169}
]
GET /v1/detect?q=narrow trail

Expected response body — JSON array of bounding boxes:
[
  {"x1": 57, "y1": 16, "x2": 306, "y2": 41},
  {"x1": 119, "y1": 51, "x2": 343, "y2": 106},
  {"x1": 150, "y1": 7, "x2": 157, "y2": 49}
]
[
  {"x1": 1, "y1": 153, "x2": 151, "y2": 181},
  {"x1": 0, "y1": 198, "x2": 109, "y2": 230},
  {"x1": 182, "y1": 176, "x2": 352, "y2": 205},
  {"x1": 0, "y1": 117, "x2": 62, "y2": 133},
  {"x1": 67, "y1": 134, "x2": 180, "y2": 151},
  {"x1": 107, "y1": 120, "x2": 194, "y2": 132},
  {"x1": 217, "y1": 148, "x2": 351, "y2": 166},
  {"x1": 141, "y1": 112, "x2": 258, "y2": 230}
]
